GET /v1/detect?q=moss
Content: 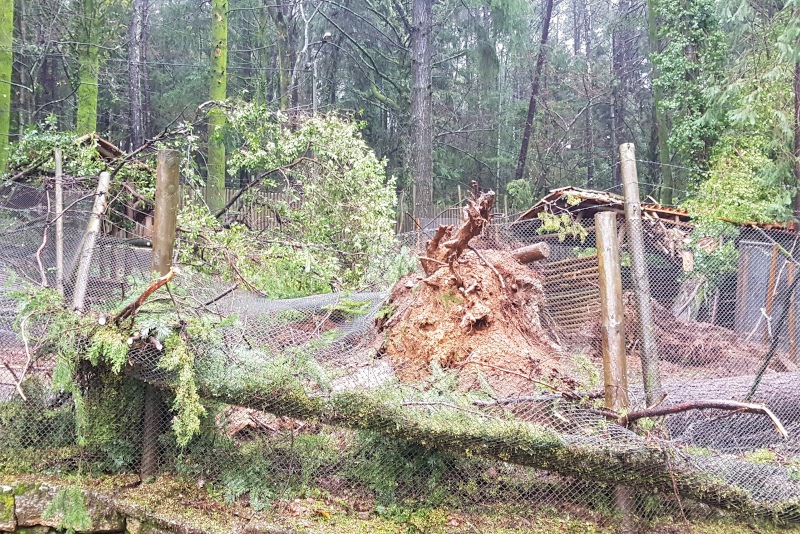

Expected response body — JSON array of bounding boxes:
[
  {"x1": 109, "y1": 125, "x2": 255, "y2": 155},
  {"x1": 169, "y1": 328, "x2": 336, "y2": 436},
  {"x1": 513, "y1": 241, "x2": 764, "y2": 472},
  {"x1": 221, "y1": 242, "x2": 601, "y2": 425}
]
[{"x1": 0, "y1": 489, "x2": 13, "y2": 522}]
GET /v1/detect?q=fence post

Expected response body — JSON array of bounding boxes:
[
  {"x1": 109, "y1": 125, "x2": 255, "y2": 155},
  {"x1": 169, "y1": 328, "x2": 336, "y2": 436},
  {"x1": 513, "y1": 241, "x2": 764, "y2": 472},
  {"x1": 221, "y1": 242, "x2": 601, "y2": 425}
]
[
  {"x1": 595, "y1": 210, "x2": 633, "y2": 531},
  {"x1": 54, "y1": 148, "x2": 64, "y2": 296},
  {"x1": 620, "y1": 143, "x2": 663, "y2": 406},
  {"x1": 140, "y1": 149, "x2": 180, "y2": 481},
  {"x1": 151, "y1": 149, "x2": 181, "y2": 275},
  {"x1": 72, "y1": 171, "x2": 111, "y2": 311},
  {"x1": 595, "y1": 211, "x2": 628, "y2": 409}
]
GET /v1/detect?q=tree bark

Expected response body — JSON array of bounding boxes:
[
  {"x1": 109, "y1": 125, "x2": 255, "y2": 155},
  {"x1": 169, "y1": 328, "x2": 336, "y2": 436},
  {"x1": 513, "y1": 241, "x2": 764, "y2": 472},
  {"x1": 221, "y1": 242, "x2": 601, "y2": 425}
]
[
  {"x1": 584, "y1": 0, "x2": 594, "y2": 189},
  {"x1": 513, "y1": 0, "x2": 554, "y2": 183},
  {"x1": 76, "y1": 0, "x2": 100, "y2": 135},
  {"x1": 128, "y1": 0, "x2": 146, "y2": 149},
  {"x1": 142, "y1": 0, "x2": 152, "y2": 139},
  {"x1": 411, "y1": 0, "x2": 433, "y2": 218},
  {"x1": 648, "y1": 0, "x2": 674, "y2": 205},
  {"x1": 0, "y1": 0, "x2": 13, "y2": 169},
  {"x1": 206, "y1": 0, "x2": 228, "y2": 216},
  {"x1": 611, "y1": 0, "x2": 630, "y2": 188},
  {"x1": 17, "y1": 0, "x2": 27, "y2": 137},
  {"x1": 793, "y1": 59, "x2": 800, "y2": 219},
  {"x1": 268, "y1": 2, "x2": 293, "y2": 111},
  {"x1": 512, "y1": 242, "x2": 551, "y2": 264}
]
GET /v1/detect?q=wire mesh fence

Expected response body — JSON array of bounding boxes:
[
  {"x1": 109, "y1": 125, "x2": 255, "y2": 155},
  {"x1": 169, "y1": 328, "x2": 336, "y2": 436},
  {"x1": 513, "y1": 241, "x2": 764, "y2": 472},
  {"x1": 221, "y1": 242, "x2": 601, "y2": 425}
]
[{"x1": 2, "y1": 179, "x2": 800, "y2": 529}]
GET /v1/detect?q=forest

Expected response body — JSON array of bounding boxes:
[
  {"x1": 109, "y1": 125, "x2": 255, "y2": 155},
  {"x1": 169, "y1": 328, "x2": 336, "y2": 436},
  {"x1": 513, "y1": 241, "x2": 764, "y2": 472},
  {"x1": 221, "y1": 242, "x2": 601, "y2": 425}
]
[{"x1": 1, "y1": 0, "x2": 799, "y2": 222}]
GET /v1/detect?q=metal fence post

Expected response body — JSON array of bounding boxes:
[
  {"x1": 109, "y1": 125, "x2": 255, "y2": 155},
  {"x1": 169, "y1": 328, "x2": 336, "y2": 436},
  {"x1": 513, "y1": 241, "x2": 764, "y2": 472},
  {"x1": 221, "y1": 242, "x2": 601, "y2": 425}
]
[{"x1": 54, "y1": 148, "x2": 64, "y2": 296}]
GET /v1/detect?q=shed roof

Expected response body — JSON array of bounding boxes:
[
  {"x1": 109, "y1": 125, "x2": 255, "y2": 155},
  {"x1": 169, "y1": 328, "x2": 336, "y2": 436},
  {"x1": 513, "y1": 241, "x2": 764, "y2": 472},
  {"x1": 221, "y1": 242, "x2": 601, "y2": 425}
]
[{"x1": 515, "y1": 186, "x2": 798, "y2": 234}]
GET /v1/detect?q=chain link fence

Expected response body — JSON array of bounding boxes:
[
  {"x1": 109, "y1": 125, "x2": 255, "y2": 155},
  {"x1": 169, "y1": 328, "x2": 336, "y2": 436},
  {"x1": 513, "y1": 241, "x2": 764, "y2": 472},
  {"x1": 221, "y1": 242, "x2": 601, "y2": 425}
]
[{"x1": 2, "y1": 180, "x2": 800, "y2": 528}]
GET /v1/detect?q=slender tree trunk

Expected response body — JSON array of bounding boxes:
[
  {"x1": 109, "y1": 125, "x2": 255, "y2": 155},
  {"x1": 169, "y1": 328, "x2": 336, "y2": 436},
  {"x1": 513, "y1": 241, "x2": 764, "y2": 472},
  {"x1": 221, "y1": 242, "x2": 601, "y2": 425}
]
[
  {"x1": 0, "y1": 0, "x2": 13, "y2": 169},
  {"x1": 269, "y1": 3, "x2": 292, "y2": 111},
  {"x1": 141, "y1": 0, "x2": 152, "y2": 138},
  {"x1": 411, "y1": 0, "x2": 433, "y2": 217},
  {"x1": 513, "y1": 0, "x2": 554, "y2": 183},
  {"x1": 76, "y1": 0, "x2": 99, "y2": 135},
  {"x1": 647, "y1": 0, "x2": 673, "y2": 205},
  {"x1": 611, "y1": 0, "x2": 629, "y2": 187},
  {"x1": 128, "y1": 0, "x2": 146, "y2": 149},
  {"x1": 17, "y1": 0, "x2": 26, "y2": 137},
  {"x1": 585, "y1": 0, "x2": 594, "y2": 189},
  {"x1": 207, "y1": 0, "x2": 228, "y2": 215},
  {"x1": 794, "y1": 59, "x2": 800, "y2": 219}
]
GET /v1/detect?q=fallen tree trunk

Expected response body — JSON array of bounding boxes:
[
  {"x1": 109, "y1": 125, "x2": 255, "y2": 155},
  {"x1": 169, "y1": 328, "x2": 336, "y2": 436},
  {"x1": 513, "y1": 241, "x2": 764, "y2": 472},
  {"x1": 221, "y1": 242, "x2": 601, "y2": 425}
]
[{"x1": 187, "y1": 353, "x2": 800, "y2": 521}]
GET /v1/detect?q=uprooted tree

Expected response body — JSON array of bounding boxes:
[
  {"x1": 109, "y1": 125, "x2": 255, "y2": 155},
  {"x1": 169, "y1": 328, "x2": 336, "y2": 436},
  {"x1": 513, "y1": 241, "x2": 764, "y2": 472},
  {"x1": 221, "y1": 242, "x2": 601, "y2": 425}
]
[{"x1": 4, "y1": 176, "x2": 800, "y2": 522}]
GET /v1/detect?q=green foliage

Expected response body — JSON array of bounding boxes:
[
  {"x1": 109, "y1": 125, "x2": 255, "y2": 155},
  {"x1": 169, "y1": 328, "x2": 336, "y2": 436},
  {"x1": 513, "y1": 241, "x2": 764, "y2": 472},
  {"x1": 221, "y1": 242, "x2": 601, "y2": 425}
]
[
  {"x1": 652, "y1": 0, "x2": 726, "y2": 168},
  {"x1": 176, "y1": 109, "x2": 399, "y2": 297},
  {"x1": 506, "y1": 179, "x2": 533, "y2": 212},
  {"x1": 536, "y1": 210, "x2": 588, "y2": 242},
  {"x1": 6, "y1": 116, "x2": 154, "y2": 194},
  {"x1": 43, "y1": 487, "x2": 91, "y2": 533},
  {"x1": 160, "y1": 333, "x2": 206, "y2": 447},
  {"x1": 682, "y1": 137, "x2": 793, "y2": 224},
  {"x1": 86, "y1": 327, "x2": 128, "y2": 372}
]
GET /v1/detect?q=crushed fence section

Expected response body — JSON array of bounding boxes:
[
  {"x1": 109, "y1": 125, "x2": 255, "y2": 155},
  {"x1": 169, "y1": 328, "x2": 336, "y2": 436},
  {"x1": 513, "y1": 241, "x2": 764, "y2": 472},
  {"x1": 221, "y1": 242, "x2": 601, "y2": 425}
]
[{"x1": 2, "y1": 181, "x2": 800, "y2": 524}]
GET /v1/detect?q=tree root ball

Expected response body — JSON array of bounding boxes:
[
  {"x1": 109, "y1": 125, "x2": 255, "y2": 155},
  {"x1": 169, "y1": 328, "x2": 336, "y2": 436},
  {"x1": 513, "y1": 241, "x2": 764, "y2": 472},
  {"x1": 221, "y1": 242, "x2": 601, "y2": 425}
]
[{"x1": 378, "y1": 249, "x2": 571, "y2": 396}]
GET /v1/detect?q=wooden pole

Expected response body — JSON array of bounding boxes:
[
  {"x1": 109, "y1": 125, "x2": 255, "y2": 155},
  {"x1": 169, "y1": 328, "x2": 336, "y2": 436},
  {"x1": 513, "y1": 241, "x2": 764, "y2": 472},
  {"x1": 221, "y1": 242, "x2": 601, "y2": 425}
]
[
  {"x1": 595, "y1": 211, "x2": 628, "y2": 410},
  {"x1": 72, "y1": 171, "x2": 112, "y2": 311},
  {"x1": 151, "y1": 149, "x2": 181, "y2": 275},
  {"x1": 511, "y1": 242, "x2": 551, "y2": 264},
  {"x1": 54, "y1": 148, "x2": 64, "y2": 296},
  {"x1": 141, "y1": 149, "x2": 181, "y2": 481},
  {"x1": 620, "y1": 143, "x2": 663, "y2": 406},
  {"x1": 595, "y1": 210, "x2": 633, "y2": 532},
  {"x1": 457, "y1": 184, "x2": 462, "y2": 204}
]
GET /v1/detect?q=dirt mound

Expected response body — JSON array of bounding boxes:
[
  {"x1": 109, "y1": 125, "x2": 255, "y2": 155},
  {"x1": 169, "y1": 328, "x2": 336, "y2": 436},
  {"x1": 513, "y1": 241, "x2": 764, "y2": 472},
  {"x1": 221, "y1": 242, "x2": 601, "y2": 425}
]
[
  {"x1": 580, "y1": 293, "x2": 797, "y2": 375},
  {"x1": 379, "y1": 249, "x2": 573, "y2": 396}
]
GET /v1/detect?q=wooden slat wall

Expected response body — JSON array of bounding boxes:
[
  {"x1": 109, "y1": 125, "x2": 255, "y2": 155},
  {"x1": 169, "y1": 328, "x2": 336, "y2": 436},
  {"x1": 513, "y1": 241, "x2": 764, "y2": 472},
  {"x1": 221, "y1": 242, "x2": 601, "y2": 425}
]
[{"x1": 540, "y1": 254, "x2": 601, "y2": 333}]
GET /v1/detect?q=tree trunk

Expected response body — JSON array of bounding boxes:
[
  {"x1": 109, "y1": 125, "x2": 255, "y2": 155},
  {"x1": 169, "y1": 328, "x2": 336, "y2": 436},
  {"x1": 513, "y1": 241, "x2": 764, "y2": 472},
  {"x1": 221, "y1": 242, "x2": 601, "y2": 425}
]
[
  {"x1": 76, "y1": 0, "x2": 100, "y2": 135},
  {"x1": 76, "y1": 51, "x2": 99, "y2": 134},
  {"x1": 611, "y1": 0, "x2": 629, "y2": 188},
  {"x1": 0, "y1": 0, "x2": 13, "y2": 169},
  {"x1": 584, "y1": 0, "x2": 594, "y2": 189},
  {"x1": 128, "y1": 0, "x2": 146, "y2": 149},
  {"x1": 142, "y1": 0, "x2": 152, "y2": 139},
  {"x1": 411, "y1": 0, "x2": 433, "y2": 218},
  {"x1": 206, "y1": 0, "x2": 228, "y2": 215},
  {"x1": 17, "y1": 0, "x2": 27, "y2": 137},
  {"x1": 793, "y1": 60, "x2": 800, "y2": 219},
  {"x1": 648, "y1": 0, "x2": 674, "y2": 205},
  {"x1": 269, "y1": 3, "x2": 293, "y2": 111},
  {"x1": 513, "y1": 0, "x2": 554, "y2": 183}
]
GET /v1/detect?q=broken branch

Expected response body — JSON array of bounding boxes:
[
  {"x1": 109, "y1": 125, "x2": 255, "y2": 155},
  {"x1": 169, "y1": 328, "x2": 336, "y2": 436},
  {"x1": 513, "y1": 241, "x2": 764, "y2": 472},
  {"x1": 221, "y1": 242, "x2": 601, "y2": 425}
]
[
  {"x1": 619, "y1": 399, "x2": 788, "y2": 438},
  {"x1": 112, "y1": 267, "x2": 177, "y2": 324}
]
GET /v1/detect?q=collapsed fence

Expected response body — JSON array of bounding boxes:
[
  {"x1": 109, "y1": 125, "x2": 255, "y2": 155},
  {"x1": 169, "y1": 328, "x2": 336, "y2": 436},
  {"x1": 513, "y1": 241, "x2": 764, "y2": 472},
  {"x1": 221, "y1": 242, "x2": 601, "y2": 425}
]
[{"x1": 2, "y1": 151, "x2": 800, "y2": 528}]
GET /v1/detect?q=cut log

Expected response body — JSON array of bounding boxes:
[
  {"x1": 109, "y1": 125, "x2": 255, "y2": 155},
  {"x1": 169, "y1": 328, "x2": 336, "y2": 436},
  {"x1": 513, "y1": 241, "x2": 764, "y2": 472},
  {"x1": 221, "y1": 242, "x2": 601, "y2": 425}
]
[{"x1": 512, "y1": 242, "x2": 551, "y2": 264}]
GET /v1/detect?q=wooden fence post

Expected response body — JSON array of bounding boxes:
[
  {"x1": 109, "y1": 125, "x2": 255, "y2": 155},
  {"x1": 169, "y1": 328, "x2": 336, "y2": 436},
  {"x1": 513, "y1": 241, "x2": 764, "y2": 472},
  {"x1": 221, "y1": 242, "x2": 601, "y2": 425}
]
[
  {"x1": 151, "y1": 149, "x2": 181, "y2": 275},
  {"x1": 595, "y1": 211, "x2": 628, "y2": 409},
  {"x1": 620, "y1": 143, "x2": 663, "y2": 406},
  {"x1": 140, "y1": 148, "x2": 181, "y2": 481},
  {"x1": 595, "y1": 210, "x2": 633, "y2": 531},
  {"x1": 72, "y1": 171, "x2": 112, "y2": 311},
  {"x1": 54, "y1": 148, "x2": 64, "y2": 296}
]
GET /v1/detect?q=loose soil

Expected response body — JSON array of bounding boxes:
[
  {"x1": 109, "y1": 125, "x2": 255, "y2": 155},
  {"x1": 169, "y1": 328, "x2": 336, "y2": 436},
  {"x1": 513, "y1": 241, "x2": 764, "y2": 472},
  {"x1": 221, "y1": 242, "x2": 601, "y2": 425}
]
[{"x1": 380, "y1": 249, "x2": 576, "y2": 396}]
